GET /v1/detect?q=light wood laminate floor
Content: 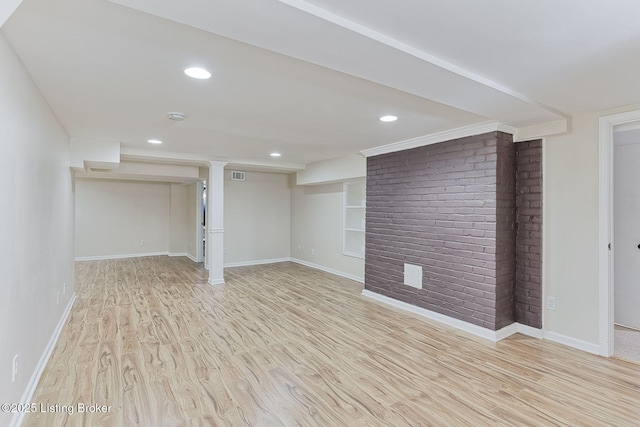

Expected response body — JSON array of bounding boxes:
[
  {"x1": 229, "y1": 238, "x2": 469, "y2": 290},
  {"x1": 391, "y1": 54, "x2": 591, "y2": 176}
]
[{"x1": 25, "y1": 257, "x2": 640, "y2": 426}]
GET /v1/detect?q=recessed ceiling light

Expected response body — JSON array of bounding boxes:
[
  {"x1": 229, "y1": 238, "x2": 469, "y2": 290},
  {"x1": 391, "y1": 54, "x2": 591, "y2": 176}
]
[
  {"x1": 270, "y1": 152, "x2": 282, "y2": 157},
  {"x1": 148, "y1": 139, "x2": 163, "y2": 144},
  {"x1": 380, "y1": 115, "x2": 398, "y2": 122},
  {"x1": 184, "y1": 67, "x2": 211, "y2": 79}
]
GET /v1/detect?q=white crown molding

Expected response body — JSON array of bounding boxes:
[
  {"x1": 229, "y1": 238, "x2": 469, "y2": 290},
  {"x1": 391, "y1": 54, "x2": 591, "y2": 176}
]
[
  {"x1": 361, "y1": 121, "x2": 511, "y2": 157},
  {"x1": 497, "y1": 123, "x2": 519, "y2": 136},
  {"x1": 207, "y1": 160, "x2": 229, "y2": 168}
]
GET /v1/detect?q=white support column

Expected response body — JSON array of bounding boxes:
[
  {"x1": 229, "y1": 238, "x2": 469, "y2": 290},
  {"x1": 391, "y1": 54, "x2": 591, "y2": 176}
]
[{"x1": 207, "y1": 161, "x2": 227, "y2": 285}]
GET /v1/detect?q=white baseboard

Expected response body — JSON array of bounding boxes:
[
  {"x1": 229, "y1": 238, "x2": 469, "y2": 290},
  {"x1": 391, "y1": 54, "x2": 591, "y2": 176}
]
[
  {"x1": 168, "y1": 252, "x2": 188, "y2": 258},
  {"x1": 494, "y1": 322, "x2": 545, "y2": 340},
  {"x1": 517, "y1": 323, "x2": 545, "y2": 339},
  {"x1": 10, "y1": 293, "x2": 76, "y2": 427},
  {"x1": 494, "y1": 322, "x2": 520, "y2": 341},
  {"x1": 75, "y1": 252, "x2": 168, "y2": 261},
  {"x1": 290, "y1": 258, "x2": 364, "y2": 283},
  {"x1": 543, "y1": 331, "x2": 600, "y2": 355},
  {"x1": 186, "y1": 253, "x2": 198, "y2": 263},
  {"x1": 224, "y1": 257, "x2": 290, "y2": 268},
  {"x1": 360, "y1": 289, "x2": 601, "y2": 356},
  {"x1": 208, "y1": 278, "x2": 225, "y2": 285},
  {"x1": 361, "y1": 289, "x2": 504, "y2": 341}
]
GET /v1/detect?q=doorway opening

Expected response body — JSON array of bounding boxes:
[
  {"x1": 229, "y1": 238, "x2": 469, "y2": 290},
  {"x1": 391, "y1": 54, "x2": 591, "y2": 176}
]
[
  {"x1": 599, "y1": 110, "x2": 640, "y2": 360},
  {"x1": 612, "y1": 122, "x2": 640, "y2": 363},
  {"x1": 196, "y1": 180, "x2": 207, "y2": 267}
]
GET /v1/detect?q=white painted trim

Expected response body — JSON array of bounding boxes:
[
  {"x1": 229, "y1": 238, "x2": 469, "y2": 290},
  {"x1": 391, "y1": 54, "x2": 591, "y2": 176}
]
[
  {"x1": 186, "y1": 253, "x2": 198, "y2": 263},
  {"x1": 207, "y1": 278, "x2": 225, "y2": 285},
  {"x1": 514, "y1": 119, "x2": 569, "y2": 142},
  {"x1": 517, "y1": 323, "x2": 544, "y2": 339},
  {"x1": 544, "y1": 331, "x2": 600, "y2": 355},
  {"x1": 497, "y1": 123, "x2": 519, "y2": 137},
  {"x1": 598, "y1": 109, "x2": 640, "y2": 357},
  {"x1": 75, "y1": 252, "x2": 168, "y2": 261},
  {"x1": 599, "y1": 115, "x2": 614, "y2": 357},
  {"x1": 290, "y1": 258, "x2": 364, "y2": 283},
  {"x1": 361, "y1": 121, "x2": 513, "y2": 157},
  {"x1": 226, "y1": 158, "x2": 306, "y2": 172},
  {"x1": 361, "y1": 290, "x2": 603, "y2": 355},
  {"x1": 168, "y1": 252, "x2": 188, "y2": 257},
  {"x1": 541, "y1": 137, "x2": 547, "y2": 334},
  {"x1": 206, "y1": 162, "x2": 225, "y2": 287},
  {"x1": 196, "y1": 180, "x2": 205, "y2": 264},
  {"x1": 224, "y1": 258, "x2": 290, "y2": 268},
  {"x1": 494, "y1": 323, "x2": 519, "y2": 341},
  {"x1": 10, "y1": 293, "x2": 76, "y2": 427},
  {"x1": 362, "y1": 289, "x2": 505, "y2": 341}
]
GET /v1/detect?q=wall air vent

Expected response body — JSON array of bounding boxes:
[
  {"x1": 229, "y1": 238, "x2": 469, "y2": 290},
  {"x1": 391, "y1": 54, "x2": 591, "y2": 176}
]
[{"x1": 231, "y1": 171, "x2": 246, "y2": 181}]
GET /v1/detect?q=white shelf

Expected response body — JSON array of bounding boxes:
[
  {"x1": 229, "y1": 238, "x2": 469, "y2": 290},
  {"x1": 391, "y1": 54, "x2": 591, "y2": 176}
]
[{"x1": 344, "y1": 180, "x2": 366, "y2": 259}]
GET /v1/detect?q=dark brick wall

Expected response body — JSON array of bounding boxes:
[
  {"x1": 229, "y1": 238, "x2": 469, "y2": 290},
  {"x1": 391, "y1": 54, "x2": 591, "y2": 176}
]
[
  {"x1": 515, "y1": 140, "x2": 543, "y2": 328},
  {"x1": 365, "y1": 132, "x2": 507, "y2": 330},
  {"x1": 495, "y1": 132, "x2": 517, "y2": 329}
]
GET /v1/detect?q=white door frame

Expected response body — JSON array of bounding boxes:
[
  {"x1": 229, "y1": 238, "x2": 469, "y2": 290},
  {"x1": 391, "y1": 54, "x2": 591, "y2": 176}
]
[
  {"x1": 196, "y1": 180, "x2": 205, "y2": 264},
  {"x1": 598, "y1": 109, "x2": 640, "y2": 357}
]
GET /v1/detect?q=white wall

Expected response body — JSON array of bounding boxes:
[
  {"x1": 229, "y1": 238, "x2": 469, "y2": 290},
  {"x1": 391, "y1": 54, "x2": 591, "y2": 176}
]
[
  {"x1": 75, "y1": 179, "x2": 178, "y2": 258},
  {"x1": 224, "y1": 171, "x2": 291, "y2": 265},
  {"x1": 169, "y1": 183, "x2": 189, "y2": 255},
  {"x1": 186, "y1": 183, "x2": 199, "y2": 260},
  {"x1": 291, "y1": 179, "x2": 365, "y2": 281},
  {"x1": 543, "y1": 103, "x2": 640, "y2": 347},
  {"x1": 296, "y1": 154, "x2": 366, "y2": 185},
  {"x1": 0, "y1": 33, "x2": 75, "y2": 426}
]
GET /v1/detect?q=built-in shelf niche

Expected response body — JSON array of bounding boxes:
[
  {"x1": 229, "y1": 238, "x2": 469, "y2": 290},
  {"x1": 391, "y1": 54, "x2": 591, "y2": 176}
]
[{"x1": 344, "y1": 180, "x2": 365, "y2": 258}]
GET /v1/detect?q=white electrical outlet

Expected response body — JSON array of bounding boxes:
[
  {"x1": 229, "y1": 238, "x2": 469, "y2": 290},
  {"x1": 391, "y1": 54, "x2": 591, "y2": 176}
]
[
  {"x1": 297, "y1": 245, "x2": 301, "y2": 253},
  {"x1": 546, "y1": 296, "x2": 557, "y2": 311},
  {"x1": 140, "y1": 240, "x2": 146, "y2": 246},
  {"x1": 310, "y1": 248, "x2": 315, "y2": 256},
  {"x1": 12, "y1": 354, "x2": 18, "y2": 382}
]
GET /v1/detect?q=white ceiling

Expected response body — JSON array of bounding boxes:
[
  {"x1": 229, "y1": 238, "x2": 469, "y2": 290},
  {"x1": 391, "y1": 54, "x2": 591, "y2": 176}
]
[{"x1": 3, "y1": 0, "x2": 640, "y2": 170}]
